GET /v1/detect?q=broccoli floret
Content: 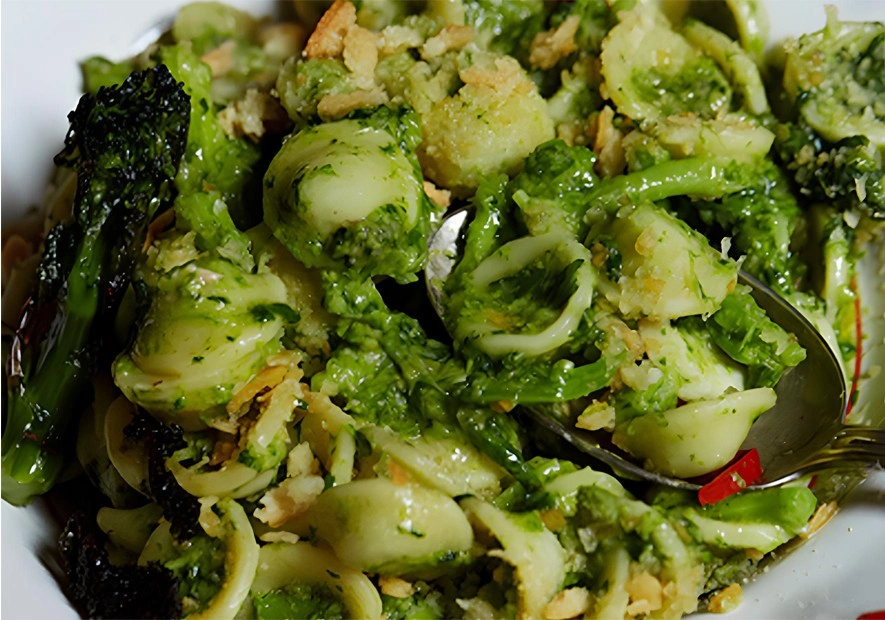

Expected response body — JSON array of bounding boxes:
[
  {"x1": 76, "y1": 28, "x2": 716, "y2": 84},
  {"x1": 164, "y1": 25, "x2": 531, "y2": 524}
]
[
  {"x1": 59, "y1": 513, "x2": 182, "y2": 619},
  {"x1": 1, "y1": 65, "x2": 190, "y2": 506}
]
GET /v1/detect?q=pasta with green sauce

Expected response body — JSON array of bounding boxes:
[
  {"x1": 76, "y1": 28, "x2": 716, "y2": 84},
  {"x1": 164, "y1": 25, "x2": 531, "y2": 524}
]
[{"x1": 1, "y1": 0, "x2": 883, "y2": 618}]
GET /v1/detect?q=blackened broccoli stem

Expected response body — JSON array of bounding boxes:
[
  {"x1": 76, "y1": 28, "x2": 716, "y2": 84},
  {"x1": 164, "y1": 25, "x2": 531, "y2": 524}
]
[
  {"x1": 583, "y1": 157, "x2": 753, "y2": 215},
  {"x1": 59, "y1": 512, "x2": 183, "y2": 619},
  {"x1": 124, "y1": 411, "x2": 201, "y2": 540},
  {"x1": 1, "y1": 65, "x2": 190, "y2": 505}
]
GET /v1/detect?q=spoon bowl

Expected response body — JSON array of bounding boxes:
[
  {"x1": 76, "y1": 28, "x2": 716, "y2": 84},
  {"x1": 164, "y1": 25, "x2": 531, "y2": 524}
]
[{"x1": 426, "y1": 209, "x2": 882, "y2": 491}]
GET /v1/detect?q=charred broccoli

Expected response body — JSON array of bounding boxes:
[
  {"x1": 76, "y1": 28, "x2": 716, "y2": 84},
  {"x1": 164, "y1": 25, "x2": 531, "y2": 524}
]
[
  {"x1": 1, "y1": 65, "x2": 190, "y2": 506},
  {"x1": 59, "y1": 514, "x2": 182, "y2": 619}
]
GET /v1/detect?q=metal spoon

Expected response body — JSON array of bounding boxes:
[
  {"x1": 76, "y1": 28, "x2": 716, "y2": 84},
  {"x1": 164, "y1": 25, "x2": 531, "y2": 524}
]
[{"x1": 426, "y1": 208, "x2": 885, "y2": 490}]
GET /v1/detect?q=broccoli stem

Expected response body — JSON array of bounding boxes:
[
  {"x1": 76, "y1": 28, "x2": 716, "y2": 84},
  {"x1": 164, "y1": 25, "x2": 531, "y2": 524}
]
[
  {"x1": 1, "y1": 66, "x2": 190, "y2": 505},
  {"x1": 2, "y1": 295, "x2": 96, "y2": 504},
  {"x1": 585, "y1": 157, "x2": 752, "y2": 214}
]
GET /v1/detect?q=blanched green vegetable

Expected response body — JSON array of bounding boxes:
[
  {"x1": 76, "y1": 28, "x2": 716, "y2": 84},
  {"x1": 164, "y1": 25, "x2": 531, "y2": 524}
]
[
  {"x1": 702, "y1": 285, "x2": 807, "y2": 388},
  {"x1": 682, "y1": 486, "x2": 817, "y2": 553},
  {"x1": 508, "y1": 139, "x2": 599, "y2": 239},
  {"x1": 160, "y1": 44, "x2": 261, "y2": 226}
]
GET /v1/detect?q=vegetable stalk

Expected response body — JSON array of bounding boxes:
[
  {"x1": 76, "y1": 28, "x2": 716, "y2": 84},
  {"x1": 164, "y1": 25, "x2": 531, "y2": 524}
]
[{"x1": 2, "y1": 65, "x2": 190, "y2": 505}]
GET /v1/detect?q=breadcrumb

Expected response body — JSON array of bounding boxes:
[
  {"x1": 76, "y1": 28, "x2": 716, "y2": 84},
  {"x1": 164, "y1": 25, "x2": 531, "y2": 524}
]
[
  {"x1": 201, "y1": 40, "x2": 236, "y2": 77},
  {"x1": 423, "y1": 180, "x2": 451, "y2": 209},
  {"x1": 706, "y1": 583, "x2": 743, "y2": 614},
  {"x1": 625, "y1": 570, "x2": 663, "y2": 616},
  {"x1": 343, "y1": 25, "x2": 378, "y2": 88},
  {"x1": 422, "y1": 24, "x2": 475, "y2": 59},
  {"x1": 542, "y1": 587, "x2": 591, "y2": 619},
  {"x1": 460, "y1": 56, "x2": 534, "y2": 96},
  {"x1": 576, "y1": 400, "x2": 616, "y2": 432},
  {"x1": 593, "y1": 105, "x2": 626, "y2": 178},
  {"x1": 317, "y1": 88, "x2": 388, "y2": 121},
  {"x1": 254, "y1": 475, "x2": 325, "y2": 527},
  {"x1": 377, "y1": 24, "x2": 425, "y2": 56},
  {"x1": 259, "y1": 22, "x2": 307, "y2": 61},
  {"x1": 226, "y1": 364, "x2": 288, "y2": 416},
  {"x1": 529, "y1": 16, "x2": 580, "y2": 70},
  {"x1": 801, "y1": 500, "x2": 839, "y2": 539},
  {"x1": 304, "y1": 0, "x2": 356, "y2": 59},
  {"x1": 379, "y1": 576, "x2": 415, "y2": 598},
  {"x1": 218, "y1": 89, "x2": 290, "y2": 142}
]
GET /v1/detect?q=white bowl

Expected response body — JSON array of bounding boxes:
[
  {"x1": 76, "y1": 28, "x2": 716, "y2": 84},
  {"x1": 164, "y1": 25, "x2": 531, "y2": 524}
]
[{"x1": 2, "y1": 1, "x2": 884, "y2": 618}]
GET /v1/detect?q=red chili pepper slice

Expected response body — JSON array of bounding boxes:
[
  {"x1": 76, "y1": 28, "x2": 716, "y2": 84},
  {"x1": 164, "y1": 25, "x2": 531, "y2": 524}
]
[
  {"x1": 697, "y1": 448, "x2": 763, "y2": 505},
  {"x1": 857, "y1": 611, "x2": 885, "y2": 620}
]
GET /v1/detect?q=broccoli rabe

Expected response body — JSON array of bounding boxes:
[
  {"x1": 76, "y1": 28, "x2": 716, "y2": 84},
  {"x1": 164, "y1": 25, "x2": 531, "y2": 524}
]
[
  {"x1": 775, "y1": 119, "x2": 885, "y2": 219},
  {"x1": 462, "y1": 0, "x2": 548, "y2": 58},
  {"x1": 508, "y1": 139, "x2": 599, "y2": 239},
  {"x1": 680, "y1": 486, "x2": 817, "y2": 553},
  {"x1": 700, "y1": 284, "x2": 807, "y2": 388},
  {"x1": 440, "y1": 172, "x2": 624, "y2": 407},
  {"x1": 160, "y1": 44, "x2": 262, "y2": 227},
  {"x1": 776, "y1": 12, "x2": 885, "y2": 218},
  {"x1": 1, "y1": 65, "x2": 190, "y2": 506},
  {"x1": 678, "y1": 160, "x2": 806, "y2": 294}
]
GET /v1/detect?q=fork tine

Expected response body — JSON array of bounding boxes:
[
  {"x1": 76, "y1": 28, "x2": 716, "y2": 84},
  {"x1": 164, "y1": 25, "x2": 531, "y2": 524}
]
[{"x1": 833, "y1": 427, "x2": 885, "y2": 445}]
